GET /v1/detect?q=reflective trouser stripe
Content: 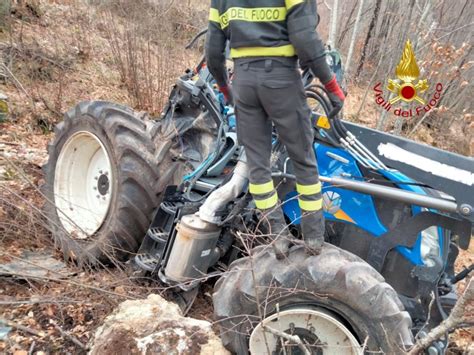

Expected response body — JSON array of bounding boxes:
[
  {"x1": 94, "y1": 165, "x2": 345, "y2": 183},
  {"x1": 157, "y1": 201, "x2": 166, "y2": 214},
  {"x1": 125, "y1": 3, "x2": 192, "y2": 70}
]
[
  {"x1": 297, "y1": 182, "x2": 322, "y2": 211},
  {"x1": 250, "y1": 181, "x2": 278, "y2": 209},
  {"x1": 230, "y1": 44, "x2": 296, "y2": 58},
  {"x1": 296, "y1": 182, "x2": 321, "y2": 195},
  {"x1": 298, "y1": 198, "x2": 323, "y2": 211},
  {"x1": 255, "y1": 192, "x2": 278, "y2": 209},
  {"x1": 249, "y1": 181, "x2": 274, "y2": 195}
]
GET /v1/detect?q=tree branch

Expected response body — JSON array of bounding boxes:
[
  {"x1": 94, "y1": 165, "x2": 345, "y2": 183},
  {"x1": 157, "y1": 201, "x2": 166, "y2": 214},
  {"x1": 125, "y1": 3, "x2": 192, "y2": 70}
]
[
  {"x1": 408, "y1": 278, "x2": 473, "y2": 354},
  {"x1": 262, "y1": 324, "x2": 311, "y2": 355}
]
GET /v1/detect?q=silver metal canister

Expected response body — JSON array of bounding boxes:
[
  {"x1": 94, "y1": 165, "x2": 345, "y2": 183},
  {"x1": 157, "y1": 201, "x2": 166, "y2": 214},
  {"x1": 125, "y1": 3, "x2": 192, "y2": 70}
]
[{"x1": 164, "y1": 214, "x2": 221, "y2": 283}]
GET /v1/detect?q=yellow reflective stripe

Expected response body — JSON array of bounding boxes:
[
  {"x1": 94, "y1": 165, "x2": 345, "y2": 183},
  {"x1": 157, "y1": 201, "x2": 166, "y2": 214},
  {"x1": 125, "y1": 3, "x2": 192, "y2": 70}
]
[
  {"x1": 285, "y1": 0, "x2": 304, "y2": 10},
  {"x1": 220, "y1": 7, "x2": 287, "y2": 29},
  {"x1": 255, "y1": 193, "x2": 279, "y2": 209},
  {"x1": 298, "y1": 198, "x2": 323, "y2": 211},
  {"x1": 296, "y1": 182, "x2": 322, "y2": 195},
  {"x1": 230, "y1": 44, "x2": 296, "y2": 58},
  {"x1": 209, "y1": 8, "x2": 220, "y2": 23},
  {"x1": 249, "y1": 181, "x2": 274, "y2": 195}
]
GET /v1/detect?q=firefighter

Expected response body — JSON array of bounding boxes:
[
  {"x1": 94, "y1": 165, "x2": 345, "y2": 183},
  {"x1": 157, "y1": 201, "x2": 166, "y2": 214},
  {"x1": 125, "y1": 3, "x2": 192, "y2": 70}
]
[{"x1": 206, "y1": 0, "x2": 345, "y2": 258}]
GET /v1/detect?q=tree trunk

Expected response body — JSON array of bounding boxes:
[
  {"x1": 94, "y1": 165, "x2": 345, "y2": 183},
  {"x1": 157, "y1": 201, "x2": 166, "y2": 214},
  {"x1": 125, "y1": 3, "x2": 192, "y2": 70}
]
[
  {"x1": 447, "y1": 0, "x2": 469, "y2": 42},
  {"x1": 328, "y1": 0, "x2": 339, "y2": 48},
  {"x1": 413, "y1": 0, "x2": 432, "y2": 51},
  {"x1": 336, "y1": 0, "x2": 357, "y2": 47},
  {"x1": 345, "y1": 0, "x2": 365, "y2": 75},
  {"x1": 355, "y1": 0, "x2": 382, "y2": 78},
  {"x1": 393, "y1": 0, "x2": 417, "y2": 135}
]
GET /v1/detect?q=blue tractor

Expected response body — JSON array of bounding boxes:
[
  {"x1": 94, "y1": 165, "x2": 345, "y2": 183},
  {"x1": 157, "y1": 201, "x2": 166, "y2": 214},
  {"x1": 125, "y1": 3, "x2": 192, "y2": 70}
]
[{"x1": 43, "y1": 31, "x2": 473, "y2": 354}]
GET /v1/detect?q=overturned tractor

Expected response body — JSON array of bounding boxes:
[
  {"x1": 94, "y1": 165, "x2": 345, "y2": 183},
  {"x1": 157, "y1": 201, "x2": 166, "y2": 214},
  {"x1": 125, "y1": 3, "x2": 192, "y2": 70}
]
[{"x1": 43, "y1": 31, "x2": 473, "y2": 354}]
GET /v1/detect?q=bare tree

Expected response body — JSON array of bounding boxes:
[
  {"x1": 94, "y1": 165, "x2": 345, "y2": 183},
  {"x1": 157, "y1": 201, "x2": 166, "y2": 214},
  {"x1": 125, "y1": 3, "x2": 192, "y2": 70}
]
[
  {"x1": 328, "y1": 0, "x2": 339, "y2": 48},
  {"x1": 345, "y1": 0, "x2": 365, "y2": 75},
  {"x1": 336, "y1": 0, "x2": 358, "y2": 47},
  {"x1": 356, "y1": 0, "x2": 382, "y2": 78}
]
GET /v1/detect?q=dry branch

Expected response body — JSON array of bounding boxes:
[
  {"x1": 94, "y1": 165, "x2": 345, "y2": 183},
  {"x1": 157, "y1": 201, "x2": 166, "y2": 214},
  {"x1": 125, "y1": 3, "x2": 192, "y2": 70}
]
[
  {"x1": 262, "y1": 324, "x2": 311, "y2": 355},
  {"x1": 51, "y1": 321, "x2": 89, "y2": 351},
  {"x1": 408, "y1": 278, "x2": 473, "y2": 354},
  {"x1": 0, "y1": 317, "x2": 46, "y2": 338}
]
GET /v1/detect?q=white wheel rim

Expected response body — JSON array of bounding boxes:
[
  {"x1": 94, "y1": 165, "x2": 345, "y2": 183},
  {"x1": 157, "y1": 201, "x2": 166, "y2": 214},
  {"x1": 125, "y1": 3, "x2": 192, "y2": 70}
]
[
  {"x1": 249, "y1": 308, "x2": 362, "y2": 355},
  {"x1": 54, "y1": 131, "x2": 114, "y2": 239}
]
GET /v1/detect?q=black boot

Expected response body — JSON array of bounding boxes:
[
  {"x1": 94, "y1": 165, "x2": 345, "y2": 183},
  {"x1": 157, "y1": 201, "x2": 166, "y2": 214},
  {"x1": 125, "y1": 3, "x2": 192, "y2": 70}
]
[
  {"x1": 301, "y1": 210, "x2": 325, "y2": 255},
  {"x1": 260, "y1": 207, "x2": 291, "y2": 259}
]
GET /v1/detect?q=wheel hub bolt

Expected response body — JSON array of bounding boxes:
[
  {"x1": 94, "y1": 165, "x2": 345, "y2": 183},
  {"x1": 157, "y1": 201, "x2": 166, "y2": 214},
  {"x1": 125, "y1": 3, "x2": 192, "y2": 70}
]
[
  {"x1": 289, "y1": 322, "x2": 295, "y2": 332},
  {"x1": 97, "y1": 174, "x2": 110, "y2": 196},
  {"x1": 460, "y1": 204, "x2": 472, "y2": 215}
]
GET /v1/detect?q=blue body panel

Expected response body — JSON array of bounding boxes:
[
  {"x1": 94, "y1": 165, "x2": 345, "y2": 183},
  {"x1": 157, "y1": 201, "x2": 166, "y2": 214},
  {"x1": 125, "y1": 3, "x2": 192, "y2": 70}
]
[
  {"x1": 282, "y1": 142, "x2": 444, "y2": 266},
  {"x1": 283, "y1": 143, "x2": 387, "y2": 235}
]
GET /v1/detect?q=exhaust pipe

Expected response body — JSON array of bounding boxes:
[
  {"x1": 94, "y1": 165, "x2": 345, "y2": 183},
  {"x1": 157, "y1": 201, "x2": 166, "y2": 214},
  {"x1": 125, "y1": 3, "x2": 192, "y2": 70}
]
[
  {"x1": 199, "y1": 153, "x2": 249, "y2": 224},
  {"x1": 164, "y1": 154, "x2": 249, "y2": 284}
]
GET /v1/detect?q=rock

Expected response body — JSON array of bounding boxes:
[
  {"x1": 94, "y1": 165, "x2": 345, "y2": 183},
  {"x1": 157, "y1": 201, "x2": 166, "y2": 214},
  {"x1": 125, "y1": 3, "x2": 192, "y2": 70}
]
[
  {"x1": 0, "y1": 251, "x2": 71, "y2": 279},
  {"x1": 89, "y1": 294, "x2": 229, "y2": 355}
]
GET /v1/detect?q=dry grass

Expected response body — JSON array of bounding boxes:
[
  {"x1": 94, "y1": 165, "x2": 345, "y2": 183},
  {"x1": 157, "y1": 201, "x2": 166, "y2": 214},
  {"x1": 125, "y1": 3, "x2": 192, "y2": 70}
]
[
  {"x1": 0, "y1": 0, "x2": 208, "y2": 352},
  {"x1": 98, "y1": 0, "x2": 206, "y2": 114}
]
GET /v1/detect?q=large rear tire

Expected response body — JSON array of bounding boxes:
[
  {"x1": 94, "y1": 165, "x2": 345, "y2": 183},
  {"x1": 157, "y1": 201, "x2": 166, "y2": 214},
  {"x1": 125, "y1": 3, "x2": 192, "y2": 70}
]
[
  {"x1": 43, "y1": 101, "x2": 181, "y2": 264},
  {"x1": 214, "y1": 244, "x2": 414, "y2": 354}
]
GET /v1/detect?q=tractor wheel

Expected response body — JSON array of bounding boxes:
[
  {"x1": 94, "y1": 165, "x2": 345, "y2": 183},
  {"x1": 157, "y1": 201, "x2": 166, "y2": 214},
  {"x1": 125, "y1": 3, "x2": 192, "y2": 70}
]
[
  {"x1": 214, "y1": 244, "x2": 414, "y2": 354},
  {"x1": 43, "y1": 101, "x2": 178, "y2": 264}
]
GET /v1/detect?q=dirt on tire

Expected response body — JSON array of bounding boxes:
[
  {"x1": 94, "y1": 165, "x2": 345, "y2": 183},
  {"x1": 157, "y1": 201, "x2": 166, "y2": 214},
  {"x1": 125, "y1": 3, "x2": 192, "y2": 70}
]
[
  {"x1": 42, "y1": 101, "x2": 182, "y2": 265},
  {"x1": 213, "y1": 244, "x2": 414, "y2": 354}
]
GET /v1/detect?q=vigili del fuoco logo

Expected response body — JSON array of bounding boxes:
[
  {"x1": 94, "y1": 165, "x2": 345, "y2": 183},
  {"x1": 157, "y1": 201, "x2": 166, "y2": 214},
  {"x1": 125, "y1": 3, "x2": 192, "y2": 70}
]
[{"x1": 373, "y1": 40, "x2": 443, "y2": 118}]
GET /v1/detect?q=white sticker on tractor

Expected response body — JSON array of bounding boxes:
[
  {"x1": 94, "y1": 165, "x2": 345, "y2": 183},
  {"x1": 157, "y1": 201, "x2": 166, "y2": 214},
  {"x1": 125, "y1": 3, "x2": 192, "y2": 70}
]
[{"x1": 377, "y1": 143, "x2": 474, "y2": 186}]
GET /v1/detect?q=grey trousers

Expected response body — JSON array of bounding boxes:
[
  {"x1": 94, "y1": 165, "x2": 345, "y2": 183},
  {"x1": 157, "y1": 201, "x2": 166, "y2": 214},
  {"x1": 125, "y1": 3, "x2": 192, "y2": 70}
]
[{"x1": 233, "y1": 58, "x2": 324, "y2": 245}]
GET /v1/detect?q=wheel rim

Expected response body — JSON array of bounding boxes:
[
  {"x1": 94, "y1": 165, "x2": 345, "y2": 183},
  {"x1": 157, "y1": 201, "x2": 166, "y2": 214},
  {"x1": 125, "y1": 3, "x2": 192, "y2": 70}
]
[
  {"x1": 54, "y1": 131, "x2": 114, "y2": 239},
  {"x1": 249, "y1": 308, "x2": 362, "y2": 355}
]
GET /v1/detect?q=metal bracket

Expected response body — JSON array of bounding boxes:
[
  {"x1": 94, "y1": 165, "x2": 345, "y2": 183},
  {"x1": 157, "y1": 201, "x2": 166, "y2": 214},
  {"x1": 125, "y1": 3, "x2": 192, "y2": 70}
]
[
  {"x1": 344, "y1": 121, "x2": 474, "y2": 222},
  {"x1": 367, "y1": 211, "x2": 472, "y2": 272}
]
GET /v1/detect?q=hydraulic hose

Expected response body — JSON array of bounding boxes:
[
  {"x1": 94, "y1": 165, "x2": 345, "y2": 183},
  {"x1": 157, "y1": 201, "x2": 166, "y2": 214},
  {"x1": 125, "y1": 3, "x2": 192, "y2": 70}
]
[
  {"x1": 310, "y1": 85, "x2": 388, "y2": 170},
  {"x1": 305, "y1": 87, "x2": 344, "y2": 144},
  {"x1": 185, "y1": 28, "x2": 208, "y2": 49}
]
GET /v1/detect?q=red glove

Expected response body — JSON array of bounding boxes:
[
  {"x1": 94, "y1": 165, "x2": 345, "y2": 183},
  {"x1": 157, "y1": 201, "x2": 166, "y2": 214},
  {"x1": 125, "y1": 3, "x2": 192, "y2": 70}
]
[
  {"x1": 324, "y1": 76, "x2": 345, "y2": 118},
  {"x1": 218, "y1": 85, "x2": 234, "y2": 105}
]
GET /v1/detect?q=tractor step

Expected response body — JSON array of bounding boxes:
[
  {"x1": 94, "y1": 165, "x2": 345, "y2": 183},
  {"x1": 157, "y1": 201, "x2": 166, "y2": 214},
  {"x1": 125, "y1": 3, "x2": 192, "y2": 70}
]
[{"x1": 133, "y1": 199, "x2": 182, "y2": 273}]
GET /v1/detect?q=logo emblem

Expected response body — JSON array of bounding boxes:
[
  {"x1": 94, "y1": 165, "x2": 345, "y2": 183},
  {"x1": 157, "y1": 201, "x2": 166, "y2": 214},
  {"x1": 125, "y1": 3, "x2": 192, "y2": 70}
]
[
  {"x1": 387, "y1": 40, "x2": 429, "y2": 105},
  {"x1": 323, "y1": 191, "x2": 341, "y2": 214},
  {"x1": 322, "y1": 191, "x2": 356, "y2": 224}
]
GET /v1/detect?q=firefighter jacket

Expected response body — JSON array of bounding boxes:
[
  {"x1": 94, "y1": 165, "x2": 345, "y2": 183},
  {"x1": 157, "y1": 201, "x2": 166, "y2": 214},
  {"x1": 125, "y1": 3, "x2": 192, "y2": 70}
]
[{"x1": 205, "y1": 0, "x2": 332, "y2": 88}]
